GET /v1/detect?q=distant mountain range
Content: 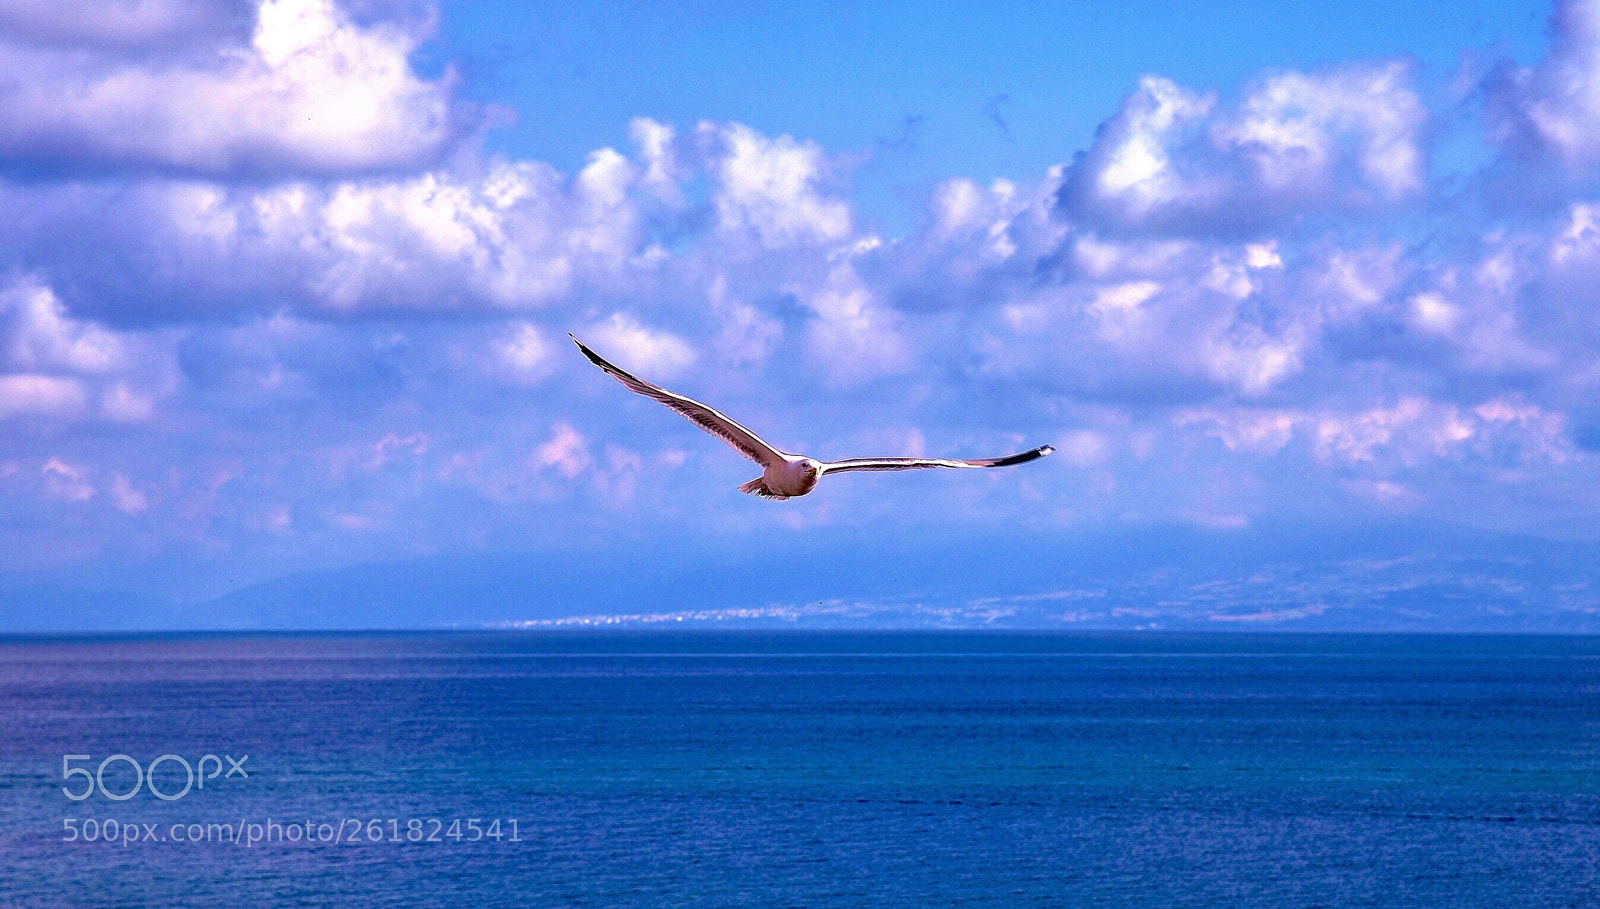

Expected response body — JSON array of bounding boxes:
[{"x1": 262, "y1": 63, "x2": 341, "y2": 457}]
[{"x1": 3, "y1": 522, "x2": 1597, "y2": 632}]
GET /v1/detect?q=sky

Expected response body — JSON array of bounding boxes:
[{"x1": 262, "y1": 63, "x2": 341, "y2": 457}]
[{"x1": 2, "y1": 0, "x2": 1599, "y2": 629}]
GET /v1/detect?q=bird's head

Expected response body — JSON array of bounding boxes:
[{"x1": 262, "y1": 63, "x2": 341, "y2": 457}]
[{"x1": 799, "y1": 458, "x2": 821, "y2": 478}]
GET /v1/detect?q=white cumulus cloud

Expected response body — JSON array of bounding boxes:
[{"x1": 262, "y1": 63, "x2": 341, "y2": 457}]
[{"x1": 0, "y1": 0, "x2": 459, "y2": 176}]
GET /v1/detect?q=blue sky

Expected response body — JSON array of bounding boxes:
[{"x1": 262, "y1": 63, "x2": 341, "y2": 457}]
[
  {"x1": 441, "y1": 0, "x2": 1550, "y2": 232},
  {"x1": 1, "y1": 0, "x2": 1598, "y2": 629}
]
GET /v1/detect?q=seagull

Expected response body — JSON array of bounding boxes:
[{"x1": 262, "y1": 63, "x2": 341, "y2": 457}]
[{"x1": 570, "y1": 334, "x2": 1053, "y2": 500}]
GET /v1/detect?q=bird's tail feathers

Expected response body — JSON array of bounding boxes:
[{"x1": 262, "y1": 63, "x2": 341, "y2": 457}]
[{"x1": 739, "y1": 477, "x2": 787, "y2": 499}]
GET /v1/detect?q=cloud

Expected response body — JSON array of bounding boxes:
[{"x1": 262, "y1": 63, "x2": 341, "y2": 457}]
[
  {"x1": 2, "y1": 278, "x2": 127, "y2": 373},
  {"x1": 0, "y1": 277, "x2": 175, "y2": 421},
  {"x1": 0, "y1": 0, "x2": 255, "y2": 51},
  {"x1": 1178, "y1": 395, "x2": 1572, "y2": 471},
  {"x1": 533, "y1": 423, "x2": 591, "y2": 480},
  {"x1": 40, "y1": 456, "x2": 94, "y2": 502},
  {"x1": 629, "y1": 117, "x2": 683, "y2": 202},
  {"x1": 367, "y1": 431, "x2": 427, "y2": 470},
  {"x1": 0, "y1": 160, "x2": 599, "y2": 317},
  {"x1": 0, "y1": 0, "x2": 459, "y2": 177},
  {"x1": 1058, "y1": 63, "x2": 1427, "y2": 232},
  {"x1": 700, "y1": 122, "x2": 853, "y2": 248},
  {"x1": 801, "y1": 258, "x2": 912, "y2": 386},
  {"x1": 487, "y1": 322, "x2": 556, "y2": 385},
  {"x1": 706, "y1": 276, "x2": 782, "y2": 369},
  {"x1": 1221, "y1": 65, "x2": 1425, "y2": 199},
  {"x1": 583, "y1": 314, "x2": 695, "y2": 379},
  {"x1": 0, "y1": 374, "x2": 86, "y2": 419},
  {"x1": 108, "y1": 473, "x2": 149, "y2": 514},
  {"x1": 966, "y1": 236, "x2": 1399, "y2": 401},
  {"x1": 0, "y1": 108, "x2": 765, "y2": 321},
  {"x1": 1484, "y1": 0, "x2": 1600, "y2": 170}
]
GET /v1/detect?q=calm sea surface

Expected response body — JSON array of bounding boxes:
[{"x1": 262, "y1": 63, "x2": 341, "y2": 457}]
[{"x1": 0, "y1": 632, "x2": 1596, "y2": 907}]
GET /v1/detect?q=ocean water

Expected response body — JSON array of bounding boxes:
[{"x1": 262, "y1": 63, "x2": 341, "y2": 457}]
[{"x1": 0, "y1": 632, "x2": 1597, "y2": 907}]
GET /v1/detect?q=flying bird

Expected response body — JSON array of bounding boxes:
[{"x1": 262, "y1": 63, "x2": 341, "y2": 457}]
[{"x1": 570, "y1": 334, "x2": 1053, "y2": 500}]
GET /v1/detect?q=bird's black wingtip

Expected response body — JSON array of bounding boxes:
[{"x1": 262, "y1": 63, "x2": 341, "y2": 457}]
[
  {"x1": 987, "y1": 444, "x2": 1054, "y2": 467},
  {"x1": 569, "y1": 333, "x2": 608, "y2": 367}
]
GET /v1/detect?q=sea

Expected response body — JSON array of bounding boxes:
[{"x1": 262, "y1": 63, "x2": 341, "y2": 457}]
[{"x1": 0, "y1": 631, "x2": 1596, "y2": 907}]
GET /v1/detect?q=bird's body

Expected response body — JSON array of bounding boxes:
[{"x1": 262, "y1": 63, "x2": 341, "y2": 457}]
[
  {"x1": 570, "y1": 334, "x2": 1052, "y2": 500},
  {"x1": 744, "y1": 456, "x2": 823, "y2": 499}
]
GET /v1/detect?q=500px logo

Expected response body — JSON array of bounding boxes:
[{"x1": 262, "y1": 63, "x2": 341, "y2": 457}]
[{"x1": 62, "y1": 754, "x2": 249, "y2": 802}]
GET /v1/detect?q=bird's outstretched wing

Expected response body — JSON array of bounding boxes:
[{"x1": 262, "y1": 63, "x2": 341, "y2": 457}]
[
  {"x1": 570, "y1": 334, "x2": 785, "y2": 467},
  {"x1": 820, "y1": 445, "x2": 1054, "y2": 475}
]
